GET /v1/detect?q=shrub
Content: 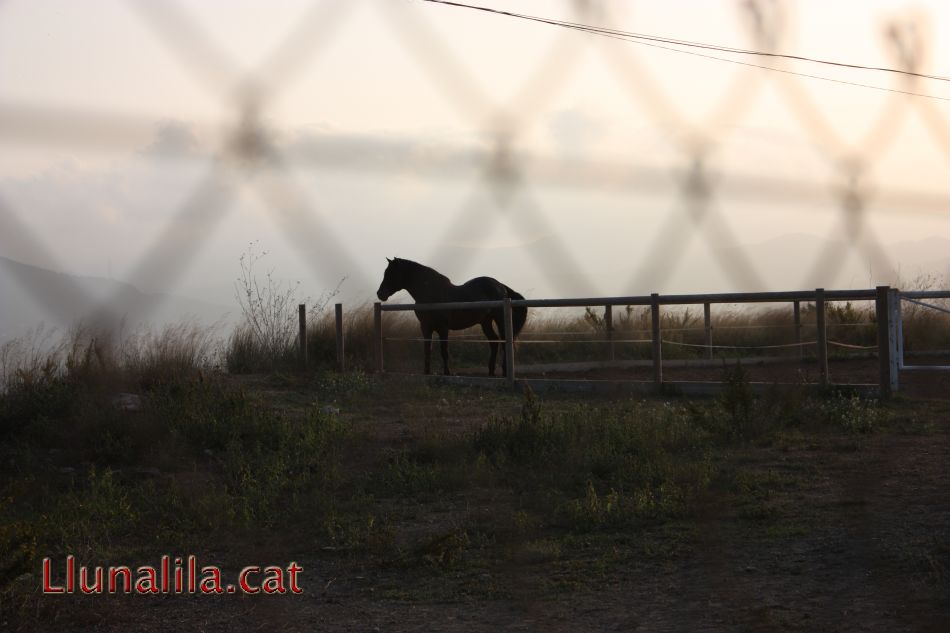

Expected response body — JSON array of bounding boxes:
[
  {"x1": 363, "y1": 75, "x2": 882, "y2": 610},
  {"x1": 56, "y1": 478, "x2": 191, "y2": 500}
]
[
  {"x1": 818, "y1": 392, "x2": 881, "y2": 434},
  {"x1": 229, "y1": 241, "x2": 343, "y2": 373}
]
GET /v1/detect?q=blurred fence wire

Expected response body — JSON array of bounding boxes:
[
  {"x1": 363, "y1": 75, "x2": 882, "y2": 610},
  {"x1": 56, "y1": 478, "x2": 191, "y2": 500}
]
[{"x1": 1, "y1": 0, "x2": 949, "y2": 332}]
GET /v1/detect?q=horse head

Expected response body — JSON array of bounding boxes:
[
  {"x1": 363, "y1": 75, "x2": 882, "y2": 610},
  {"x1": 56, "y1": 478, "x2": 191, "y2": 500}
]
[{"x1": 376, "y1": 257, "x2": 403, "y2": 301}]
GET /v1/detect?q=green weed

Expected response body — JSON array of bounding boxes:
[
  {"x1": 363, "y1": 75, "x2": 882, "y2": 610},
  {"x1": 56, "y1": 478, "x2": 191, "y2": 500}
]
[{"x1": 818, "y1": 392, "x2": 882, "y2": 434}]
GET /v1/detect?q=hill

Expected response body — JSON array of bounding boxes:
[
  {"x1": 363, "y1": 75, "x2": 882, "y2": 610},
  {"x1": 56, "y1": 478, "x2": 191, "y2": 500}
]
[{"x1": 0, "y1": 256, "x2": 231, "y2": 341}]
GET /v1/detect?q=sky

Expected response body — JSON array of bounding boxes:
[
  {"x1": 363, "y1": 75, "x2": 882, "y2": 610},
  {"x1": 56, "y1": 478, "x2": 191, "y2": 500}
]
[{"x1": 2, "y1": 0, "x2": 950, "y2": 317}]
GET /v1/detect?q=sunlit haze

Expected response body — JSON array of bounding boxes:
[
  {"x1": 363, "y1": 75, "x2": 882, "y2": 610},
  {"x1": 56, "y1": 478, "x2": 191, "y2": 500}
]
[{"x1": 2, "y1": 0, "x2": 950, "y2": 333}]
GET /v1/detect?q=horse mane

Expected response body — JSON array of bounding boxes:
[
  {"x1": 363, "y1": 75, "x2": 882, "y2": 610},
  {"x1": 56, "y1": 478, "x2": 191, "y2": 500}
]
[{"x1": 394, "y1": 258, "x2": 451, "y2": 284}]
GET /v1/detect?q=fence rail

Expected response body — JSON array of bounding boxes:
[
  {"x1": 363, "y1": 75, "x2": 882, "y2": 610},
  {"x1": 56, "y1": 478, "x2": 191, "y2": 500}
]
[
  {"x1": 379, "y1": 289, "x2": 881, "y2": 311},
  {"x1": 354, "y1": 286, "x2": 916, "y2": 397}
]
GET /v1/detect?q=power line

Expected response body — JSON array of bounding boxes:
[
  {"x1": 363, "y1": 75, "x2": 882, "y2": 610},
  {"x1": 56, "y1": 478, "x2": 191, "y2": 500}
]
[
  {"x1": 418, "y1": 0, "x2": 950, "y2": 102},
  {"x1": 424, "y1": 0, "x2": 950, "y2": 83}
]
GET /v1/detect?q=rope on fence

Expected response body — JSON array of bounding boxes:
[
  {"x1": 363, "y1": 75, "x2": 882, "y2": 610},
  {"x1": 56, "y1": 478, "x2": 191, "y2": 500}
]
[
  {"x1": 384, "y1": 337, "x2": 654, "y2": 344},
  {"x1": 396, "y1": 324, "x2": 876, "y2": 338},
  {"x1": 518, "y1": 338, "x2": 655, "y2": 345},
  {"x1": 449, "y1": 323, "x2": 875, "y2": 337},
  {"x1": 661, "y1": 340, "x2": 816, "y2": 350},
  {"x1": 385, "y1": 337, "x2": 877, "y2": 350},
  {"x1": 827, "y1": 341, "x2": 878, "y2": 350}
]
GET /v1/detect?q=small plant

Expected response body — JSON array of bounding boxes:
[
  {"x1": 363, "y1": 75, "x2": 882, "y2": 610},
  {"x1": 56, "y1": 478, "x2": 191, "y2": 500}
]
[
  {"x1": 316, "y1": 369, "x2": 372, "y2": 400},
  {"x1": 717, "y1": 361, "x2": 763, "y2": 440},
  {"x1": 563, "y1": 480, "x2": 624, "y2": 530},
  {"x1": 0, "y1": 516, "x2": 36, "y2": 587},
  {"x1": 45, "y1": 467, "x2": 138, "y2": 558},
  {"x1": 471, "y1": 386, "x2": 560, "y2": 464},
  {"x1": 370, "y1": 451, "x2": 442, "y2": 497},
  {"x1": 322, "y1": 510, "x2": 395, "y2": 557},
  {"x1": 415, "y1": 529, "x2": 470, "y2": 568},
  {"x1": 819, "y1": 392, "x2": 881, "y2": 434}
]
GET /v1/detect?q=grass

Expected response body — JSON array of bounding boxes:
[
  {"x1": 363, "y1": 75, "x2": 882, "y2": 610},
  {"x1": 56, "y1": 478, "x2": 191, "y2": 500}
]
[{"x1": 0, "y1": 315, "x2": 948, "y2": 630}]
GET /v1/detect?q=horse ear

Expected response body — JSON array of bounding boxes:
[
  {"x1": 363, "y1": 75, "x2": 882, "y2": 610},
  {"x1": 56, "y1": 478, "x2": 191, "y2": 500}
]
[{"x1": 386, "y1": 257, "x2": 392, "y2": 263}]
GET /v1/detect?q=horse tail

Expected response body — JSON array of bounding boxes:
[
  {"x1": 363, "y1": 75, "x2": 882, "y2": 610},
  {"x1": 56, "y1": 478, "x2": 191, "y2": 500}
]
[{"x1": 503, "y1": 285, "x2": 528, "y2": 338}]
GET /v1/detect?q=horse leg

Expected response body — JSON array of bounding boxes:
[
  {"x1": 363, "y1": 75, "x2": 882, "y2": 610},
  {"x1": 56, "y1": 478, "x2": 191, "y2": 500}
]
[
  {"x1": 480, "y1": 319, "x2": 499, "y2": 377},
  {"x1": 421, "y1": 325, "x2": 433, "y2": 375},
  {"x1": 437, "y1": 327, "x2": 451, "y2": 376}
]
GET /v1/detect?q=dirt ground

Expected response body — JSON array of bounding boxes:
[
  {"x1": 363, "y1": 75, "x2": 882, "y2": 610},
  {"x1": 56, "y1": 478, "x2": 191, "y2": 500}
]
[{"x1": 24, "y1": 382, "x2": 948, "y2": 633}]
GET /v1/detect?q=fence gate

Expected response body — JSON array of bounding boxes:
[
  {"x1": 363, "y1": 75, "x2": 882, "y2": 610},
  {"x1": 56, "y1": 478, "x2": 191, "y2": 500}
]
[{"x1": 895, "y1": 291, "x2": 950, "y2": 382}]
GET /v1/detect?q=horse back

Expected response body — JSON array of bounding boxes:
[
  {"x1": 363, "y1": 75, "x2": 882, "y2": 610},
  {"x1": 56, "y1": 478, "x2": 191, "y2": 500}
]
[
  {"x1": 456, "y1": 276, "x2": 507, "y2": 300},
  {"x1": 422, "y1": 277, "x2": 499, "y2": 330}
]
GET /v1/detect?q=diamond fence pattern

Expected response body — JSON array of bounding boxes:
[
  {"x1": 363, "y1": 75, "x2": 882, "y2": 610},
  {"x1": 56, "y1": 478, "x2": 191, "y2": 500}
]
[{"x1": 1, "y1": 0, "x2": 948, "y2": 331}]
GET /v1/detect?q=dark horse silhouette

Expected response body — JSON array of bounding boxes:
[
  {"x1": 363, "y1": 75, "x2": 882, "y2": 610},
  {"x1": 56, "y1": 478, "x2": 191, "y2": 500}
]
[{"x1": 376, "y1": 258, "x2": 527, "y2": 376}]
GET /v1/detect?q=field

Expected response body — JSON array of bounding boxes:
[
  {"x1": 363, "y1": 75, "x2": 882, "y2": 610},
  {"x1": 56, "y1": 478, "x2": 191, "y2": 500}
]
[{"x1": 2, "y1": 322, "x2": 950, "y2": 631}]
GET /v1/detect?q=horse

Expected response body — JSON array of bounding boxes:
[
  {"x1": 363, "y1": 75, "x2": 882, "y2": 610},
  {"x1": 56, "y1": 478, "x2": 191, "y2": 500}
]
[{"x1": 376, "y1": 258, "x2": 527, "y2": 377}]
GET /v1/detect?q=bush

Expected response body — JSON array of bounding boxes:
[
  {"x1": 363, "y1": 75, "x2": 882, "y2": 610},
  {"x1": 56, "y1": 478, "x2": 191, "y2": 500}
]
[{"x1": 228, "y1": 241, "x2": 344, "y2": 373}]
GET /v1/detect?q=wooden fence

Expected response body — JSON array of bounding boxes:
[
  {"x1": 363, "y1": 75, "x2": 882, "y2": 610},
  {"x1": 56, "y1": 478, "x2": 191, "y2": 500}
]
[{"x1": 335, "y1": 286, "x2": 904, "y2": 397}]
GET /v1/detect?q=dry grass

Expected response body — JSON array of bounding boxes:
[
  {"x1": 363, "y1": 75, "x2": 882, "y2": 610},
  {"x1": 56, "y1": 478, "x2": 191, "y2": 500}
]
[
  {"x1": 0, "y1": 321, "x2": 221, "y2": 401},
  {"x1": 4, "y1": 292, "x2": 948, "y2": 389}
]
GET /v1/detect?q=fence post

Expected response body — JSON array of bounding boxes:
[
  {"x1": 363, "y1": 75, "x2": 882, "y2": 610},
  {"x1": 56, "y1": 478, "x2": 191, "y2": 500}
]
[
  {"x1": 335, "y1": 303, "x2": 345, "y2": 373},
  {"x1": 895, "y1": 290, "x2": 904, "y2": 370},
  {"x1": 815, "y1": 289, "x2": 828, "y2": 386},
  {"x1": 703, "y1": 301, "x2": 712, "y2": 360},
  {"x1": 605, "y1": 305, "x2": 615, "y2": 361},
  {"x1": 793, "y1": 300, "x2": 803, "y2": 360},
  {"x1": 298, "y1": 304, "x2": 308, "y2": 368},
  {"x1": 888, "y1": 288, "x2": 900, "y2": 393},
  {"x1": 373, "y1": 302, "x2": 384, "y2": 373},
  {"x1": 504, "y1": 298, "x2": 515, "y2": 385},
  {"x1": 875, "y1": 286, "x2": 895, "y2": 397},
  {"x1": 651, "y1": 293, "x2": 662, "y2": 386}
]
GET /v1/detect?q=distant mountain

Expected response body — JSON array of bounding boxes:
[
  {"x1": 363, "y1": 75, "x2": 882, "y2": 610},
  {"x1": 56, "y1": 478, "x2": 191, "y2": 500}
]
[{"x1": 0, "y1": 256, "x2": 232, "y2": 342}]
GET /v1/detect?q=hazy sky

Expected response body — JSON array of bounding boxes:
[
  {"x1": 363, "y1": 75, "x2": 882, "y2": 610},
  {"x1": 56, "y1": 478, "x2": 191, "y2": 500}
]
[{"x1": 2, "y1": 0, "x2": 950, "y2": 313}]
